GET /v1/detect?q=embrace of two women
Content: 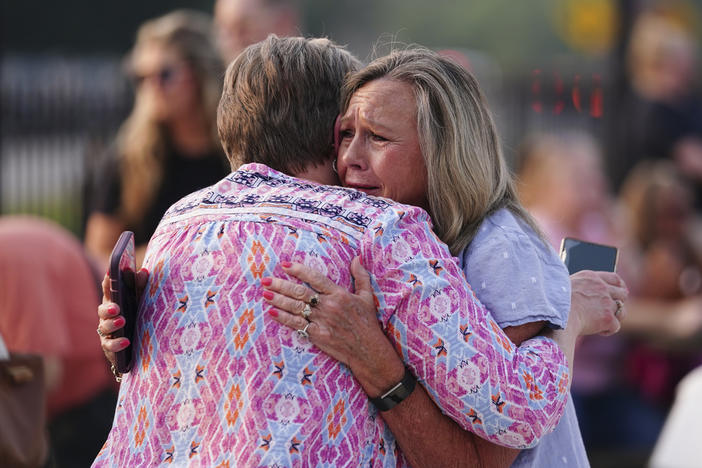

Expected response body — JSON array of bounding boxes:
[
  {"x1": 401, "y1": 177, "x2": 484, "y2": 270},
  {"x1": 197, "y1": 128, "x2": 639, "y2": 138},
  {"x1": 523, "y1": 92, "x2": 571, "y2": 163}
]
[{"x1": 95, "y1": 35, "x2": 627, "y2": 467}]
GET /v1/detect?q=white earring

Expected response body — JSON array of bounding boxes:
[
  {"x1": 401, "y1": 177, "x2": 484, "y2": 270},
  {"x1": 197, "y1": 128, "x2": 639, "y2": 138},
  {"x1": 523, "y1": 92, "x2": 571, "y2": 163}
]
[{"x1": 332, "y1": 159, "x2": 338, "y2": 174}]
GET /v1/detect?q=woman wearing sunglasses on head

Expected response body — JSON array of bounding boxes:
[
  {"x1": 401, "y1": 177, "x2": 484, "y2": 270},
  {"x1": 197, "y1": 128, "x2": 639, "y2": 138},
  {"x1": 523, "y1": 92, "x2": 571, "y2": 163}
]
[{"x1": 85, "y1": 10, "x2": 229, "y2": 270}]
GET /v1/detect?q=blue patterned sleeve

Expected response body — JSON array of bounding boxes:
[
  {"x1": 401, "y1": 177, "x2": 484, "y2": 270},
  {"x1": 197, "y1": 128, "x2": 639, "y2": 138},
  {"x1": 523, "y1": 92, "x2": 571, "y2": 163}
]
[{"x1": 359, "y1": 207, "x2": 570, "y2": 449}]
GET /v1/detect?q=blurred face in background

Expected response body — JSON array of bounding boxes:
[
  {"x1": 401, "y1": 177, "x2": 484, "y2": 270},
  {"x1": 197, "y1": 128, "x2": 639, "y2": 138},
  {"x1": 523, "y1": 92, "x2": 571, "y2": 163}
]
[
  {"x1": 651, "y1": 183, "x2": 693, "y2": 242},
  {"x1": 131, "y1": 41, "x2": 200, "y2": 123},
  {"x1": 214, "y1": 0, "x2": 298, "y2": 63},
  {"x1": 337, "y1": 78, "x2": 429, "y2": 210},
  {"x1": 628, "y1": 13, "x2": 698, "y2": 102},
  {"x1": 563, "y1": 140, "x2": 608, "y2": 215}
]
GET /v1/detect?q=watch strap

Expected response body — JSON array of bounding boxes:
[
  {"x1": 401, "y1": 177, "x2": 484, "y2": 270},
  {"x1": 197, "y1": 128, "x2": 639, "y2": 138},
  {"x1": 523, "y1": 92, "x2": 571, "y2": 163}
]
[{"x1": 369, "y1": 367, "x2": 417, "y2": 411}]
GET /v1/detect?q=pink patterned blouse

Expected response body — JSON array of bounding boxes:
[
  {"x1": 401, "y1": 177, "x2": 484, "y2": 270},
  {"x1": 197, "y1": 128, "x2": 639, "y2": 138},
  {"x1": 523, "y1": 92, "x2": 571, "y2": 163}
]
[{"x1": 94, "y1": 163, "x2": 569, "y2": 467}]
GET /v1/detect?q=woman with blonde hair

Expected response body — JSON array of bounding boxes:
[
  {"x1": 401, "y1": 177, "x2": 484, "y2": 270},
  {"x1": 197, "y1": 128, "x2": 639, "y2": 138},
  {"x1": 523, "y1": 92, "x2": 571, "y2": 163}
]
[
  {"x1": 86, "y1": 10, "x2": 227, "y2": 269},
  {"x1": 263, "y1": 48, "x2": 627, "y2": 467}
]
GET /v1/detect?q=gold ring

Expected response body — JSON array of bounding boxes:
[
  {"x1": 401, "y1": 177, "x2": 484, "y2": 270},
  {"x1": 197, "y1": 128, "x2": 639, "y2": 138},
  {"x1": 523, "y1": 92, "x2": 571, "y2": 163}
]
[{"x1": 96, "y1": 327, "x2": 106, "y2": 338}]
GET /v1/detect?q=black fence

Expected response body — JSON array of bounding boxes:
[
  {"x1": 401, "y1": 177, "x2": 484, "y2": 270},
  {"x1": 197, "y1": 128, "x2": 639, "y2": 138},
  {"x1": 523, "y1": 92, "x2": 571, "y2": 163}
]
[
  {"x1": 0, "y1": 53, "x2": 607, "y2": 237},
  {"x1": 1, "y1": 54, "x2": 132, "y2": 236}
]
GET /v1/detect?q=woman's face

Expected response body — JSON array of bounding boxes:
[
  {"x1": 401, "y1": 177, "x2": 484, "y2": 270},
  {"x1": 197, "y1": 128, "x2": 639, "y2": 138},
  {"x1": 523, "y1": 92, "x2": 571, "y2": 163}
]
[
  {"x1": 131, "y1": 42, "x2": 198, "y2": 122},
  {"x1": 337, "y1": 78, "x2": 428, "y2": 210}
]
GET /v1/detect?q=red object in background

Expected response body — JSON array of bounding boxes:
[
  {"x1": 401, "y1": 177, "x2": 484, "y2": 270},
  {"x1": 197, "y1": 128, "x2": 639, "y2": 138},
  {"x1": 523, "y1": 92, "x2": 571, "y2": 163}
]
[
  {"x1": 590, "y1": 74, "x2": 603, "y2": 118},
  {"x1": 572, "y1": 74, "x2": 582, "y2": 112},
  {"x1": 530, "y1": 70, "x2": 604, "y2": 117},
  {"x1": 553, "y1": 71, "x2": 565, "y2": 115},
  {"x1": 531, "y1": 69, "x2": 543, "y2": 113}
]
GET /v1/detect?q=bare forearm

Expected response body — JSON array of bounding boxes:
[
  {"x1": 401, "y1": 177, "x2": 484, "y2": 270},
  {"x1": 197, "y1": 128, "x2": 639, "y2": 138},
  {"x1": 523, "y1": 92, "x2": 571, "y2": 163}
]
[
  {"x1": 541, "y1": 328, "x2": 577, "y2": 382},
  {"x1": 380, "y1": 384, "x2": 519, "y2": 468},
  {"x1": 348, "y1": 344, "x2": 519, "y2": 468},
  {"x1": 347, "y1": 323, "x2": 544, "y2": 468}
]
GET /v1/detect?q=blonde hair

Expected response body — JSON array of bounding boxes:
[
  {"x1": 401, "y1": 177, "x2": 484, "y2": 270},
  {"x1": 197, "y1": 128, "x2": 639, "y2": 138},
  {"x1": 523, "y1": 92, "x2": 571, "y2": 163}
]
[
  {"x1": 117, "y1": 10, "x2": 223, "y2": 226},
  {"x1": 341, "y1": 48, "x2": 539, "y2": 255}
]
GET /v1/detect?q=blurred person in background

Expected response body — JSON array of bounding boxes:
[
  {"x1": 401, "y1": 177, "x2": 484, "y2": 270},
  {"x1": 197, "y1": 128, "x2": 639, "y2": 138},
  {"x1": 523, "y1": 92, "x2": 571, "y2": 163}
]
[
  {"x1": 618, "y1": 160, "x2": 702, "y2": 412},
  {"x1": 612, "y1": 160, "x2": 702, "y2": 466},
  {"x1": 517, "y1": 131, "x2": 617, "y2": 249},
  {"x1": 85, "y1": 10, "x2": 228, "y2": 270},
  {"x1": 0, "y1": 216, "x2": 116, "y2": 467},
  {"x1": 649, "y1": 364, "x2": 702, "y2": 468},
  {"x1": 214, "y1": 0, "x2": 300, "y2": 63},
  {"x1": 516, "y1": 132, "x2": 659, "y2": 466},
  {"x1": 608, "y1": 6, "x2": 702, "y2": 206},
  {"x1": 517, "y1": 134, "x2": 702, "y2": 466},
  {"x1": 619, "y1": 160, "x2": 702, "y2": 303}
]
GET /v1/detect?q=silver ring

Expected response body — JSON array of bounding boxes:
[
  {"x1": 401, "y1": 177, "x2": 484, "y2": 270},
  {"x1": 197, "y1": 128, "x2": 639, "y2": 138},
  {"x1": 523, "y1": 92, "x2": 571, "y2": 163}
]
[
  {"x1": 297, "y1": 322, "x2": 311, "y2": 339},
  {"x1": 96, "y1": 327, "x2": 106, "y2": 338},
  {"x1": 302, "y1": 303, "x2": 312, "y2": 319},
  {"x1": 615, "y1": 300, "x2": 623, "y2": 318},
  {"x1": 309, "y1": 294, "x2": 320, "y2": 307}
]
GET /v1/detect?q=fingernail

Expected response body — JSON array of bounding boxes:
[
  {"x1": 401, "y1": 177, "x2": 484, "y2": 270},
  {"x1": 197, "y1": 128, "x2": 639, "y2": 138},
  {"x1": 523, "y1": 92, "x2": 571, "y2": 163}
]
[
  {"x1": 269, "y1": 309, "x2": 278, "y2": 317},
  {"x1": 139, "y1": 268, "x2": 148, "y2": 274},
  {"x1": 119, "y1": 338, "x2": 130, "y2": 349},
  {"x1": 281, "y1": 261, "x2": 292, "y2": 268},
  {"x1": 261, "y1": 277, "x2": 272, "y2": 286},
  {"x1": 114, "y1": 317, "x2": 125, "y2": 327},
  {"x1": 107, "y1": 305, "x2": 119, "y2": 316},
  {"x1": 262, "y1": 290, "x2": 274, "y2": 300}
]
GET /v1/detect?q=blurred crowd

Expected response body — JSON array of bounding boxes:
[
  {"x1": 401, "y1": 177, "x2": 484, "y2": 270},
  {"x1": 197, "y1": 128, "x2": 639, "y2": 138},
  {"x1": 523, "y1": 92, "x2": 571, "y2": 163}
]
[
  {"x1": 516, "y1": 9, "x2": 702, "y2": 467},
  {"x1": 1, "y1": 1, "x2": 702, "y2": 467}
]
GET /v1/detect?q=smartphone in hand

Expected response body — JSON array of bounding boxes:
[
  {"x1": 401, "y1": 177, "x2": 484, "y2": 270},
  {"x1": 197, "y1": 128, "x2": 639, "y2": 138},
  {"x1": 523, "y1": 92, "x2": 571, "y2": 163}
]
[
  {"x1": 560, "y1": 237, "x2": 619, "y2": 274},
  {"x1": 109, "y1": 231, "x2": 138, "y2": 374}
]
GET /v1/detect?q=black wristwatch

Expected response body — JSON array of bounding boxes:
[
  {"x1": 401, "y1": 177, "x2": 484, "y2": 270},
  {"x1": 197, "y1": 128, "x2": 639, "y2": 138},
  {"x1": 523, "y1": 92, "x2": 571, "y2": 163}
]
[{"x1": 369, "y1": 367, "x2": 417, "y2": 411}]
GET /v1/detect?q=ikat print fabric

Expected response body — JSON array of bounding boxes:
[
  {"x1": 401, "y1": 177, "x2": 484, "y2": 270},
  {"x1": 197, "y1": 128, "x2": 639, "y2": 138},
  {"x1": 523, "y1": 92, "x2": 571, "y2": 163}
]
[{"x1": 94, "y1": 164, "x2": 569, "y2": 467}]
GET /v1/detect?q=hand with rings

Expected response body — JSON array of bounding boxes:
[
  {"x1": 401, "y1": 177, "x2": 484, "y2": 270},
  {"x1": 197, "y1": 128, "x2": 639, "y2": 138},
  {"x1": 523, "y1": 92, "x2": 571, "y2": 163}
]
[
  {"x1": 569, "y1": 270, "x2": 629, "y2": 337},
  {"x1": 260, "y1": 258, "x2": 401, "y2": 374}
]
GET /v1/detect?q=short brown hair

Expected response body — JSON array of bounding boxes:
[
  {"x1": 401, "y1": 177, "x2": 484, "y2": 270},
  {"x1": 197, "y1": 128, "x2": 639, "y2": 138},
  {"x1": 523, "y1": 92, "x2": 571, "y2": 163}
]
[{"x1": 218, "y1": 35, "x2": 360, "y2": 174}]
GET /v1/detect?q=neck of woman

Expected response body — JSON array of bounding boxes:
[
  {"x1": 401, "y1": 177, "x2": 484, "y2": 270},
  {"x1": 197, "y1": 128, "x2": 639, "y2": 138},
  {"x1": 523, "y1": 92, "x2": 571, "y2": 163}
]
[{"x1": 168, "y1": 112, "x2": 213, "y2": 157}]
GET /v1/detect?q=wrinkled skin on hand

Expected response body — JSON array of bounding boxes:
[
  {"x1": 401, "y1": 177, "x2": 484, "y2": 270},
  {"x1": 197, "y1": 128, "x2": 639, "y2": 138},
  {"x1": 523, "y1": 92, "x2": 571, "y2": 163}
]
[{"x1": 569, "y1": 270, "x2": 628, "y2": 337}]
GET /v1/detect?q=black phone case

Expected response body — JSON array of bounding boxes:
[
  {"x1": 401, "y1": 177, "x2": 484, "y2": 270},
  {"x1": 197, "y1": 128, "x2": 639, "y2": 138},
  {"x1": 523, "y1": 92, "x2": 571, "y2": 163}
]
[
  {"x1": 560, "y1": 237, "x2": 618, "y2": 274},
  {"x1": 109, "y1": 231, "x2": 138, "y2": 374}
]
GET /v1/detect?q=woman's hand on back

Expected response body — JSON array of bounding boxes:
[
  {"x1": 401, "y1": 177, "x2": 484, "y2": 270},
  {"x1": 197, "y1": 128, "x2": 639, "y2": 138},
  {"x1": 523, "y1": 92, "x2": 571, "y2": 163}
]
[
  {"x1": 262, "y1": 257, "x2": 406, "y2": 397},
  {"x1": 97, "y1": 269, "x2": 149, "y2": 366}
]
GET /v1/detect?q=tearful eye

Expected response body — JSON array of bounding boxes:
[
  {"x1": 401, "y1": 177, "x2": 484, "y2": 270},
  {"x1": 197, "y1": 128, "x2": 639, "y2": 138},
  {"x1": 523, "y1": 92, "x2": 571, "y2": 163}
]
[
  {"x1": 339, "y1": 129, "x2": 354, "y2": 140},
  {"x1": 370, "y1": 133, "x2": 388, "y2": 142}
]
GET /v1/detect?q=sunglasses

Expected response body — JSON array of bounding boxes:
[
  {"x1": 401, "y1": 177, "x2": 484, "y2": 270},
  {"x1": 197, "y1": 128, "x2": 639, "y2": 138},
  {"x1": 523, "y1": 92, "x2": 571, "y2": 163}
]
[{"x1": 132, "y1": 65, "x2": 182, "y2": 88}]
